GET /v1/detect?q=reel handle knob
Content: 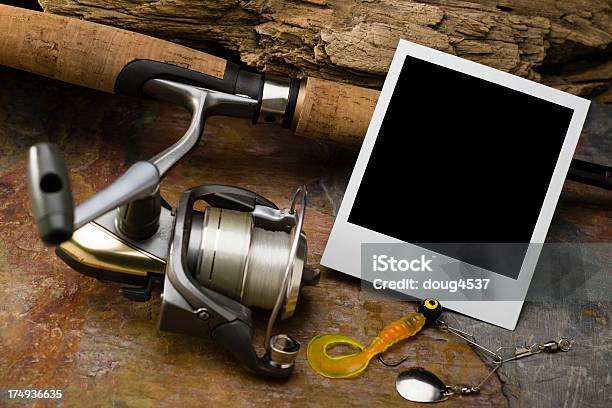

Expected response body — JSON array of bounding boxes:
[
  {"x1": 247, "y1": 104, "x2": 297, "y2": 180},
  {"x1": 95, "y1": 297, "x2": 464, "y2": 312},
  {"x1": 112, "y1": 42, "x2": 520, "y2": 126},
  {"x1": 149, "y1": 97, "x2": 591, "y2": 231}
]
[{"x1": 27, "y1": 143, "x2": 74, "y2": 245}]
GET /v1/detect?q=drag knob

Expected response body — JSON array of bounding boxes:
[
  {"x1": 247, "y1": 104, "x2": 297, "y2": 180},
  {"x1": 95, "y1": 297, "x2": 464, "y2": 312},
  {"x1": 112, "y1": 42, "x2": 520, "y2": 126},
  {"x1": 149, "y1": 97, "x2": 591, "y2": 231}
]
[{"x1": 27, "y1": 143, "x2": 74, "y2": 245}]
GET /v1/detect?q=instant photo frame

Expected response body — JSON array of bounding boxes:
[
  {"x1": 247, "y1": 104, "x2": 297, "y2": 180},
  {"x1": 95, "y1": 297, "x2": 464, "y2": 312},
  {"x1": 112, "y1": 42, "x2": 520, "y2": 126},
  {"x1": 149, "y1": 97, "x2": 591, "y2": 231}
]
[{"x1": 322, "y1": 39, "x2": 591, "y2": 330}]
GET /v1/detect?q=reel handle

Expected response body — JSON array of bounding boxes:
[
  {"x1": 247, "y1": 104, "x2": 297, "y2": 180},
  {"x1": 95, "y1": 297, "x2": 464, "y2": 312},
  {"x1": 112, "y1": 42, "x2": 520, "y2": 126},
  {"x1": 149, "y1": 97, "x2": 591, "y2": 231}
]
[
  {"x1": 27, "y1": 142, "x2": 161, "y2": 245},
  {"x1": 27, "y1": 143, "x2": 74, "y2": 245}
]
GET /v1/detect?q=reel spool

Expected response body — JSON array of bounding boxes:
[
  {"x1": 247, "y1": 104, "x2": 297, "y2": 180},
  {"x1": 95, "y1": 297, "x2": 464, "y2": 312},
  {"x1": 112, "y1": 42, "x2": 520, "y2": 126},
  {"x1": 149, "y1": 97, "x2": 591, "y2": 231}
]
[{"x1": 191, "y1": 205, "x2": 306, "y2": 319}]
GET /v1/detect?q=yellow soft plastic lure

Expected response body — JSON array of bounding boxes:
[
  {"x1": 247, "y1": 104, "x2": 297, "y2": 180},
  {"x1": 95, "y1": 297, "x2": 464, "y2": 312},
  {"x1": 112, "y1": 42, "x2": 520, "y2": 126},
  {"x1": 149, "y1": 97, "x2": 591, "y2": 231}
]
[{"x1": 307, "y1": 312, "x2": 426, "y2": 378}]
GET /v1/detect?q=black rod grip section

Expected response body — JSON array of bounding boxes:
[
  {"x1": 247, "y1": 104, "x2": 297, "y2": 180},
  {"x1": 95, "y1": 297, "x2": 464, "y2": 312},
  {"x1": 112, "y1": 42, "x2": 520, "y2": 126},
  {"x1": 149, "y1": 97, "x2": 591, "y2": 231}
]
[
  {"x1": 114, "y1": 60, "x2": 264, "y2": 101},
  {"x1": 27, "y1": 143, "x2": 74, "y2": 245},
  {"x1": 568, "y1": 159, "x2": 611, "y2": 190},
  {"x1": 282, "y1": 77, "x2": 301, "y2": 129}
]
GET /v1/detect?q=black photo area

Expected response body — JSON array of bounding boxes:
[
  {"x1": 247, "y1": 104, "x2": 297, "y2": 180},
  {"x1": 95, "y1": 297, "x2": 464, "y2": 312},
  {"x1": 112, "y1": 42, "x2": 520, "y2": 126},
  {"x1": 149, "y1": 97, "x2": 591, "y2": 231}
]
[{"x1": 349, "y1": 55, "x2": 574, "y2": 279}]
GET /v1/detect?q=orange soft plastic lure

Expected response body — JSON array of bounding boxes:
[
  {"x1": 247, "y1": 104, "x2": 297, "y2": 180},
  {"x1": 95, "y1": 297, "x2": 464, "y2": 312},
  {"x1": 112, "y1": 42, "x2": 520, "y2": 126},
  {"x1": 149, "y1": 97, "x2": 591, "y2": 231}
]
[{"x1": 307, "y1": 312, "x2": 426, "y2": 378}]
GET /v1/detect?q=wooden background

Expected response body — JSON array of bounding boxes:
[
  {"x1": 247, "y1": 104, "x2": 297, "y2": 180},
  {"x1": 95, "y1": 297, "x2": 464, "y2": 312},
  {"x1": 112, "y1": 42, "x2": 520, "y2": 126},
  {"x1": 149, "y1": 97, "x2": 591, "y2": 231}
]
[{"x1": 0, "y1": 1, "x2": 610, "y2": 407}]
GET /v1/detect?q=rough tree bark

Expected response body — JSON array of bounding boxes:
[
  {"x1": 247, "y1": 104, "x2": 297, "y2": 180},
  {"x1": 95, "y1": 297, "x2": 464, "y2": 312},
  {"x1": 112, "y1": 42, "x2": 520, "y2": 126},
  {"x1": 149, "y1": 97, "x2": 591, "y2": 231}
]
[{"x1": 38, "y1": 0, "x2": 611, "y2": 102}]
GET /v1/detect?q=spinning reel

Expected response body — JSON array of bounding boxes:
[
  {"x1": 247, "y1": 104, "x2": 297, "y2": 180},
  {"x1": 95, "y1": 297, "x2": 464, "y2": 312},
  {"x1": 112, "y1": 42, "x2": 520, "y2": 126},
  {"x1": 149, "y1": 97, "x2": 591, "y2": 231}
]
[{"x1": 27, "y1": 79, "x2": 319, "y2": 378}]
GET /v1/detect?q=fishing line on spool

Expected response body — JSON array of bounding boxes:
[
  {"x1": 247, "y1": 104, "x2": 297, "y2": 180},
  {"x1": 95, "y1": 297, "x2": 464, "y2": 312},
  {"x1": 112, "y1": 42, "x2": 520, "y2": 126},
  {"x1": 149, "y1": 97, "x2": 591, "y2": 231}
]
[{"x1": 242, "y1": 227, "x2": 292, "y2": 310}]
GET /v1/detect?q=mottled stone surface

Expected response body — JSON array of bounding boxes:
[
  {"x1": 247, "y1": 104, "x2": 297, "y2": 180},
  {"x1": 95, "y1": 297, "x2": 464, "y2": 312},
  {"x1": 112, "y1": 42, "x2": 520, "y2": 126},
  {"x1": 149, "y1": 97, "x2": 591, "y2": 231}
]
[{"x1": 0, "y1": 64, "x2": 609, "y2": 408}]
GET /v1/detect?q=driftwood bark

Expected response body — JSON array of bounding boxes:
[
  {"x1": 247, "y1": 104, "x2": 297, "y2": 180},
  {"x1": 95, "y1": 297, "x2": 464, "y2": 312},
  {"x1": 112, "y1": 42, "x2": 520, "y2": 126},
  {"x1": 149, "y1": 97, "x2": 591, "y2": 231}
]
[{"x1": 38, "y1": 0, "x2": 611, "y2": 102}]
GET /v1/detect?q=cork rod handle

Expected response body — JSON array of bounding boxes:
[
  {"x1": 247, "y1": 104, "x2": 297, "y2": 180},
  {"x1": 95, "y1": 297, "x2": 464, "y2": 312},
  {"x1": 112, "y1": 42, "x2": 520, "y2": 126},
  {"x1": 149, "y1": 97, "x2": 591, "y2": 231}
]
[
  {"x1": 0, "y1": 5, "x2": 227, "y2": 94},
  {"x1": 291, "y1": 78, "x2": 379, "y2": 148}
]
